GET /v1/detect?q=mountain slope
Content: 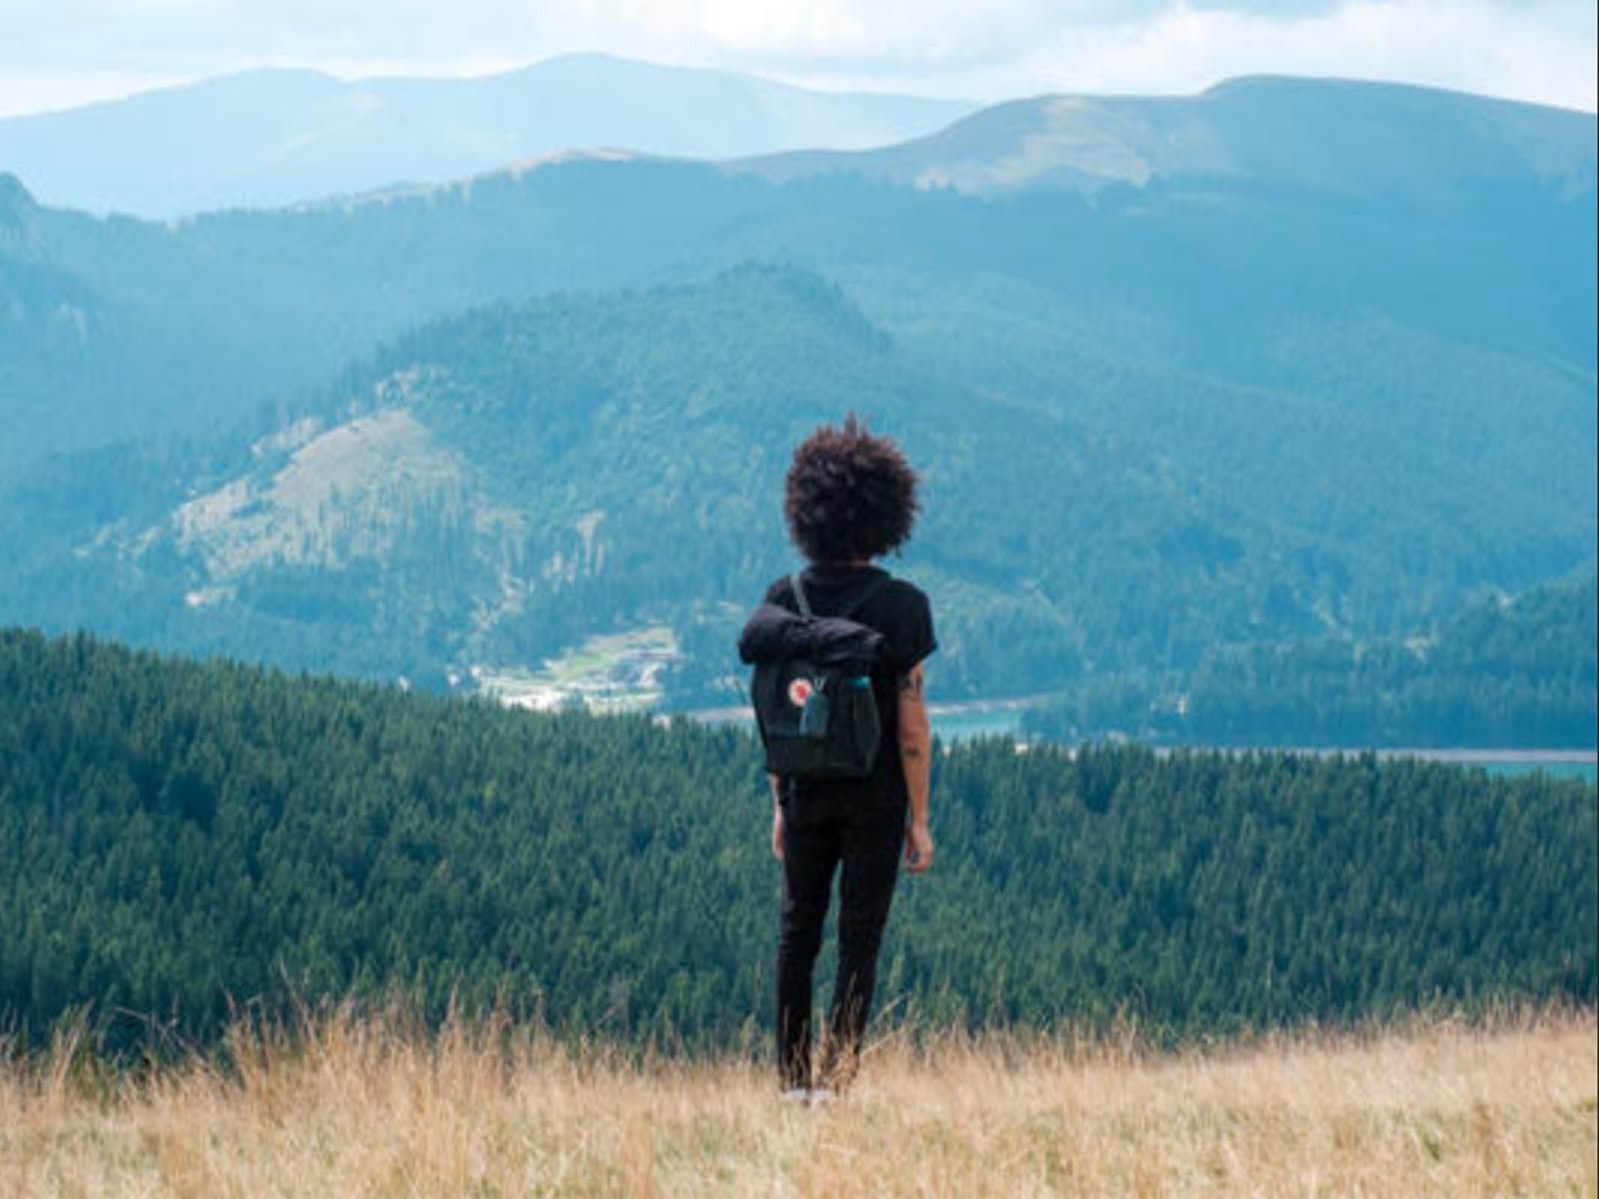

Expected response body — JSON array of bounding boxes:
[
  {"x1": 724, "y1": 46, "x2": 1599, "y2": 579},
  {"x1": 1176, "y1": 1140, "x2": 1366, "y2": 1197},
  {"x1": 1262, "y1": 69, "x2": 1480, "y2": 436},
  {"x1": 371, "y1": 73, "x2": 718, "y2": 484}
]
[
  {"x1": 3, "y1": 627, "x2": 1592, "y2": 1048},
  {"x1": 0, "y1": 78, "x2": 1592, "y2": 700},
  {"x1": 1, "y1": 75, "x2": 1590, "y2": 476},
  {"x1": 735, "y1": 75, "x2": 1596, "y2": 200},
  {"x1": 2, "y1": 264, "x2": 1591, "y2": 705},
  {"x1": 0, "y1": 266, "x2": 1325, "y2": 697},
  {"x1": 0, "y1": 55, "x2": 975, "y2": 219}
]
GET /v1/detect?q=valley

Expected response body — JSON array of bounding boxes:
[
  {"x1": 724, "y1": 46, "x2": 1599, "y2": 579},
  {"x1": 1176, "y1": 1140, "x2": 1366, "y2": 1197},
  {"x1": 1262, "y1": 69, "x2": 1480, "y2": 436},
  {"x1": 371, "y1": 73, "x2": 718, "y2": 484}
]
[
  {"x1": 2, "y1": 28, "x2": 1595, "y2": 1197},
  {"x1": 1, "y1": 74, "x2": 1593, "y2": 746}
]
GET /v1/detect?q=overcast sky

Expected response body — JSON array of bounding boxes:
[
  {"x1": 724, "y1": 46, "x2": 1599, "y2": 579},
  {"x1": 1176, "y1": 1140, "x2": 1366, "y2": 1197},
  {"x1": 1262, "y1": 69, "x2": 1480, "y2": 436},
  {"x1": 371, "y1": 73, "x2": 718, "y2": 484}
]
[{"x1": 0, "y1": 0, "x2": 1593, "y2": 117}]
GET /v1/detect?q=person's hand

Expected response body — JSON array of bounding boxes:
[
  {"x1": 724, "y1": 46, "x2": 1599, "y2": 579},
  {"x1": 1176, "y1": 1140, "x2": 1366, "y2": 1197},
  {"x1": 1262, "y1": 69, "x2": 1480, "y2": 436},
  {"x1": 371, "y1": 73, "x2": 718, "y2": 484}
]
[
  {"x1": 771, "y1": 808, "x2": 785, "y2": 861},
  {"x1": 904, "y1": 819, "x2": 934, "y2": 874}
]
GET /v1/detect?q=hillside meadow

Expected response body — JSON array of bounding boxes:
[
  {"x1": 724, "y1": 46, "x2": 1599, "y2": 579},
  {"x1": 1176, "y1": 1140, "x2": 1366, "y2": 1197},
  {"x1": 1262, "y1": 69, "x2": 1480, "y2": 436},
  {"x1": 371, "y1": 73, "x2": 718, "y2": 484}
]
[{"x1": 2, "y1": 1008, "x2": 1593, "y2": 1197}]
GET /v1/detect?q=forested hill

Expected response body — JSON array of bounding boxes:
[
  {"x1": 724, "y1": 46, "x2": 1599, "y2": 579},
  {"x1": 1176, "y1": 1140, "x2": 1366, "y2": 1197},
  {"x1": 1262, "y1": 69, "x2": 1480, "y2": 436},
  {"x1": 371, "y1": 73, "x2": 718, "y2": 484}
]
[
  {"x1": 1, "y1": 77, "x2": 1592, "y2": 725},
  {"x1": 1, "y1": 75, "x2": 1591, "y2": 477},
  {"x1": 1026, "y1": 573, "x2": 1599, "y2": 747},
  {"x1": 3, "y1": 627, "x2": 1593, "y2": 1053},
  {"x1": 2, "y1": 264, "x2": 1593, "y2": 709}
]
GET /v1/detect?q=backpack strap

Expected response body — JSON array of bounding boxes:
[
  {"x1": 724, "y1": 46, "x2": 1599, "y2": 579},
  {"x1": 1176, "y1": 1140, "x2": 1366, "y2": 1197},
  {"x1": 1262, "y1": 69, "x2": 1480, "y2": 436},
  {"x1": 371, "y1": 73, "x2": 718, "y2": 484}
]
[
  {"x1": 789, "y1": 571, "x2": 813, "y2": 618},
  {"x1": 789, "y1": 570, "x2": 891, "y2": 621}
]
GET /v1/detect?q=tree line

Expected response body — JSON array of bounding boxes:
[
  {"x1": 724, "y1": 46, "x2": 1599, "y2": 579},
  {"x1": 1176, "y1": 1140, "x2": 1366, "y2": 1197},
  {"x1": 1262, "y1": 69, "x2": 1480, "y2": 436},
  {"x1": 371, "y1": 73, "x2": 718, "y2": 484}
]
[
  {"x1": 2, "y1": 627, "x2": 1592, "y2": 1056},
  {"x1": 1025, "y1": 574, "x2": 1597, "y2": 748}
]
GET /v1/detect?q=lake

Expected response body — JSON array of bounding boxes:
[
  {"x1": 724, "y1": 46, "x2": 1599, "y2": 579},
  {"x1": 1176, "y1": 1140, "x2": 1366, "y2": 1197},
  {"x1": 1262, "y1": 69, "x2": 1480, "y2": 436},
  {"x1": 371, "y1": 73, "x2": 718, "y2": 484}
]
[{"x1": 694, "y1": 701, "x2": 1598, "y2": 783}]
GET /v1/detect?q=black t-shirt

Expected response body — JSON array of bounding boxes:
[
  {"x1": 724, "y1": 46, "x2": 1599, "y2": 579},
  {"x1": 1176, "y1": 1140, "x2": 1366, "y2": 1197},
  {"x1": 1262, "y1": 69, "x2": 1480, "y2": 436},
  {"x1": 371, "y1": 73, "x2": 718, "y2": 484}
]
[{"x1": 762, "y1": 564, "x2": 936, "y2": 805}]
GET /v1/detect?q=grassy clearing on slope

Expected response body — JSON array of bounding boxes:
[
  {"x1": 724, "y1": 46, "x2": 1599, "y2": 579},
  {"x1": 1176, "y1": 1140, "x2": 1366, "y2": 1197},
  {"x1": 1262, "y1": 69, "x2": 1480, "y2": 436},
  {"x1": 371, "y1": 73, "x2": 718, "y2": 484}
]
[
  {"x1": 475, "y1": 625, "x2": 680, "y2": 713},
  {"x1": 2, "y1": 1010, "x2": 1593, "y2": 1197}
]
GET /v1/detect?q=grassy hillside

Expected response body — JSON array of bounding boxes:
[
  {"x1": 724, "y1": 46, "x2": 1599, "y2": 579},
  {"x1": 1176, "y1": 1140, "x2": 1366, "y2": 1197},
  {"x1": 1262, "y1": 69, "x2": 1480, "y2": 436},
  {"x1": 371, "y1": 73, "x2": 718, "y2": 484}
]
[
  {"x1": 4, "y1": 1011, "x2": 1594, "y2": 1196},
  {"x1": 3, "y1": 628, "x2": 1592, "y2": 1054}
]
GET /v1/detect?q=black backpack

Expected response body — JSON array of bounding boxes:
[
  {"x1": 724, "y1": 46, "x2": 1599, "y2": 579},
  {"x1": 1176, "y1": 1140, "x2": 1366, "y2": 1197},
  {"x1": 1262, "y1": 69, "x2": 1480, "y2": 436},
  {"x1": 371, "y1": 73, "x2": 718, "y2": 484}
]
[{"x1": 749, "y1": 572, "x2": 890, "y2": 781}]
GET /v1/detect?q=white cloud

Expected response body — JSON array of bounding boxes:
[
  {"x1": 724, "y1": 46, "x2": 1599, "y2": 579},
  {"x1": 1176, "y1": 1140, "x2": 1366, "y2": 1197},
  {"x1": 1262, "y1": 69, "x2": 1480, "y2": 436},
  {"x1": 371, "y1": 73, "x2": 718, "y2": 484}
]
[
  {"x1": 993, "y1": 0, "x2": 1598, "y2": 109},
  {"x1": 606, "y1": 0, "x2": 1074, "y2": 66},
  {"x1": 771, "y1": 0, "x2": 1596, "y2": 109}
]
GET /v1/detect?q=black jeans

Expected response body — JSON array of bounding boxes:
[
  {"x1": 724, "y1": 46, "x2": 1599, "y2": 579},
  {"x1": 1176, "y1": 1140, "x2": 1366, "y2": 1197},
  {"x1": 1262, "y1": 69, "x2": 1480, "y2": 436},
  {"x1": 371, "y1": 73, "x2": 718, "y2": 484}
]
[{"x1": 775, "y1": 785, "x2": 905, "y2": 1090}]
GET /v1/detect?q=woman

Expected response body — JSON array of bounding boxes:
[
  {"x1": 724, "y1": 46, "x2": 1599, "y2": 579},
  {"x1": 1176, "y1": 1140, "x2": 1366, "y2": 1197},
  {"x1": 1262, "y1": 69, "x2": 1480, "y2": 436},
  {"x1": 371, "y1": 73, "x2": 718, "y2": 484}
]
[{"x1": 760, "y1": 416, "x2": 936, "y2": 1100}]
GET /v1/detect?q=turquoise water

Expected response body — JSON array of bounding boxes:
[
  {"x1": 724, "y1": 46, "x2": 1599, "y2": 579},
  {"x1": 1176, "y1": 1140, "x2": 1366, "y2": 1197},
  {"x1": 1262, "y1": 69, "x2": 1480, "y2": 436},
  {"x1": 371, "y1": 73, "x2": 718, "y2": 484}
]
[
  {"x1": 929, "y1": 710, "x2": 1597, "y2": 783},
  {"x1": 1478, "y1": 760, "x2": 1597, "y2": 783},
  {"x1": 712, "y1": 703, "x2": 1596, "y2": 783},
  {"x1": 929, "y1": 707, "x2": 1024, "y2": 742}
]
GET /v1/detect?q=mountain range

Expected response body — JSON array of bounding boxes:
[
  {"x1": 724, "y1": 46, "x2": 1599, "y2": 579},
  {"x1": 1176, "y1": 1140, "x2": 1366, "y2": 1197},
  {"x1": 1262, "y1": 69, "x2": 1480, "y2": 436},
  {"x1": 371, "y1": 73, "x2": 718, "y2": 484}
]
[
  {"x1": 0, "y1": 54, "x2": 975, "y2": 219},
  {"x1": 0, "y1": 74, "x2": 1593, "y2": 717},
  {"x1": 4, "y1": 264, "x2": 1387, "y2": 698}
]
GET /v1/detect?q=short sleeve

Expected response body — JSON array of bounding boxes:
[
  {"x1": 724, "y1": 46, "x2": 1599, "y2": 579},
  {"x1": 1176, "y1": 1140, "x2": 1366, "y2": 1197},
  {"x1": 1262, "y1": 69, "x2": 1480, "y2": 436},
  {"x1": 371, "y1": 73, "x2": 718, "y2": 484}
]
[
  {"x1": 883, "y1": 585, "x2": 936, "y2": 675},
  {"x1": 763, "y1": 577, "x2": 796, "y2": 610}
]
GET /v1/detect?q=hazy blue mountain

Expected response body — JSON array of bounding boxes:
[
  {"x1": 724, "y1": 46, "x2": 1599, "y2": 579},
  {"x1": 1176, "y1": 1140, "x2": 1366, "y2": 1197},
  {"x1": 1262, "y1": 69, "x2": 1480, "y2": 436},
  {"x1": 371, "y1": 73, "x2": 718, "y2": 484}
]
[
  {"x1": 735, "y1": 75, "x2": 1596, "y2": 200},
  {"x1": 1, "y1": 264, "x2": 1591, "y2": 707},
  {"x1": 0, "y1": 54, "x2": 975, "y2": 219},
  {"x1": 0, "y1": 266, "x2": 1328, "y2": 698},
  {"x1": 1, "y1": 75, "x2": 1588, "y2": 479},
  {"x1": 0, "y1": 77, "x2": 1592, "y2": 704}
]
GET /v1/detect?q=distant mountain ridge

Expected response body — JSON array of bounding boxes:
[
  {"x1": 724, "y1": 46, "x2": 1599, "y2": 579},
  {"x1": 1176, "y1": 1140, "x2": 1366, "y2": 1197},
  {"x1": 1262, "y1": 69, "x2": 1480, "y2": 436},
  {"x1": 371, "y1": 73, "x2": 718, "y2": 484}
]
[
  {"x1": 733, "y1": 75, "x2": 1597, "y2": 198},
  {"x1": 0, "y1": 54, "x2": 976, "y2": 219},
  {"x1": 7, "y1": 68, "x2": 1591, "y2": 223},
  {"x1": 0, "y1": 75, "x2": 1592, "y2": 707},
  {"x1": 1, "y1": 74, "x2": 1590, "y2": 476}
]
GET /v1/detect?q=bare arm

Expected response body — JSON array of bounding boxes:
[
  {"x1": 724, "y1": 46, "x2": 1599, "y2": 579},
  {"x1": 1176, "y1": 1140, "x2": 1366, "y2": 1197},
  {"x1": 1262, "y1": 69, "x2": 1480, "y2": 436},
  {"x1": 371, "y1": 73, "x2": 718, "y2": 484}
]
[
  {"x1": 898, "y1": 663, "x2": 934, "y2": 873},
  {"x1": 768, "y1": 773, "x2": 784, "y2": 860}
]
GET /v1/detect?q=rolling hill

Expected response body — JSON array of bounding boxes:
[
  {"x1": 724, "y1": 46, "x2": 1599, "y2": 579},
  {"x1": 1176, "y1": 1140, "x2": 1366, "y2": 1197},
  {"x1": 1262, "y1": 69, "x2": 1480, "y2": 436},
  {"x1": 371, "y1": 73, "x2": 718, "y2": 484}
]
[
  {"x1": 1, "y1": 264, "x2": 1591, "y2": 710},
  {"x1": 0, "y1": 54, "x2": 975, "y2": 219},
  {"x1": 1025, "y1": 572, "x2": 1599, "y2": 747},
  {"x1": 735, "y1": 75, "x2": 1597, "y2": 200},
  {"x1": 0, "y1": 266, "x2": 1314, "y2": 698},
  {"x1": 0, "y1": 76, "x2": 1592, "y2": 711},
  {"x1": 1, "y1": 74, "x2": 1590, "y2": 474}
]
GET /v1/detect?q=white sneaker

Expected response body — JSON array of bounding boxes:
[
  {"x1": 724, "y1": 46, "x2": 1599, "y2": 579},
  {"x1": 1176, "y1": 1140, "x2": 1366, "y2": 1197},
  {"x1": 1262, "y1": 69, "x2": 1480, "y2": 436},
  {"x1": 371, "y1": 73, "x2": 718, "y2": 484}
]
[
  {"x1": 807, "y1": 1087, "x2": 836, "y2": 1106},
  {"x1": 779, "y1": 1087, "x2": 810, "y2": 1105}
]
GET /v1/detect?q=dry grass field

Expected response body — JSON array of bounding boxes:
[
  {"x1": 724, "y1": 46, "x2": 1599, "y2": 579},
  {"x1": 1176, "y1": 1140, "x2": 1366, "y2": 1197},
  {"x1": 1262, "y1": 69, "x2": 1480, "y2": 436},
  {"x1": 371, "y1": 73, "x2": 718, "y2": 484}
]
[{"x1": 2, "y1": 1010, "x2": 1593, "y2": 1198}]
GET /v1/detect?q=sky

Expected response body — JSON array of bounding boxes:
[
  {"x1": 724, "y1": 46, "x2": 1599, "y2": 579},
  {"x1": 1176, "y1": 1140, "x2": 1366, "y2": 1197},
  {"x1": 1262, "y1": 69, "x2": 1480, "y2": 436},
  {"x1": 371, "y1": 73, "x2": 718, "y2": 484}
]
[{"x1": 0, "y1": 0, "x2": 1593, "y2": 118}]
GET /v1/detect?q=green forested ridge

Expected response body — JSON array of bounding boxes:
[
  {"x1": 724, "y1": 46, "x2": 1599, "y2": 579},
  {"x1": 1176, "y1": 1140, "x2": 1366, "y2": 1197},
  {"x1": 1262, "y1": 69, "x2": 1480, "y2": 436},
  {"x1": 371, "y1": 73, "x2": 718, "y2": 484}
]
[
  {"x1": 1025, "y1": 573, "x2": 1598, "y2": 747},
  {"x1": 4, "y1": 127, "x2": 1591, "y2": 483},
  {"x1": 1, "y1": 264, "x2": 1592, "y2": 728},
  {"x1": 0, "y1": 77, "x2": 1593, "y2": 742},
  {"x1": 3, "y1": 628, "x2": 1593, "y2": 1054}
]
